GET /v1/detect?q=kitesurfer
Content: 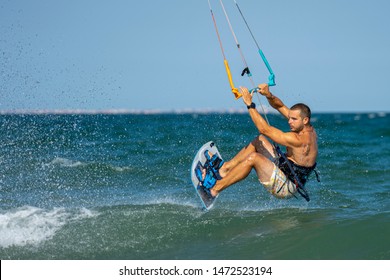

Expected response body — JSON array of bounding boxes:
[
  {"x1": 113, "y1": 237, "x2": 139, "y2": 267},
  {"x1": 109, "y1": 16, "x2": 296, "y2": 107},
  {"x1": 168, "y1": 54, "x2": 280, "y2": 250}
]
[{"x1": 201, "y1": 84, "x2": 318, "y2": 201}]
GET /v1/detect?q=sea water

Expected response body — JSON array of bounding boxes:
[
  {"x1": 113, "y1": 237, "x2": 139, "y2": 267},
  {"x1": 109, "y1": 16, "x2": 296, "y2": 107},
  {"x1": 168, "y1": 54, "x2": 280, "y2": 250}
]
[{"x1": 0, "y1": 112, "x2": 389, "y2": 259}]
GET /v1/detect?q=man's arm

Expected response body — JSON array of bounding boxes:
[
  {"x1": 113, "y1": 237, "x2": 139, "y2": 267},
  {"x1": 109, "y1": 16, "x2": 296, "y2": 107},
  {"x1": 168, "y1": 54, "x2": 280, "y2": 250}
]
[
  {"x1": 248, "y1": 108, "x2": 300, "y2": 148},
  {"x1": 241, "y1": 87, "x2": 301, "y2": 147},
  {"x1": 258, "y1": 84, "x2": 289, "y2": 119}
]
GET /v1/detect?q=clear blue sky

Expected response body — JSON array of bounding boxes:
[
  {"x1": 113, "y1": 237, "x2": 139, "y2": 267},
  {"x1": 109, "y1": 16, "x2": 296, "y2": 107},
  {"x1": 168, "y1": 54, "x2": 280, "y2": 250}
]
[{"x1": 1, "y1": 0, "x2": 389, "y2": 112}]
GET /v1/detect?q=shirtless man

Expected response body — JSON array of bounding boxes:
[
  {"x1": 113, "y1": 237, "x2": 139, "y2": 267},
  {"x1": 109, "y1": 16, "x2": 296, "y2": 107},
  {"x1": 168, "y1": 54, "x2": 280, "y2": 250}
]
[{"x1": 203, "y1": 84, "x2": 318, "y2": 201}]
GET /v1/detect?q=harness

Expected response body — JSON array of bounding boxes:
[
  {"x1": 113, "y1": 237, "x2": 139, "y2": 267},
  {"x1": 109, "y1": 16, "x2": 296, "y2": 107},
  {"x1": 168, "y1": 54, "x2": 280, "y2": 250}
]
[{"x1": 274, "y1": 145, "x2": 320, "y2": 202}]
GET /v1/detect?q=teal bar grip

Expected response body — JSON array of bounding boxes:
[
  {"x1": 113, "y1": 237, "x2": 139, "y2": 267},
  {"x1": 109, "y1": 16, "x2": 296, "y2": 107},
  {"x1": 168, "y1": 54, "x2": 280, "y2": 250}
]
[{"x1": 258, "y1": 49, "x2": 276, "y2": 86}]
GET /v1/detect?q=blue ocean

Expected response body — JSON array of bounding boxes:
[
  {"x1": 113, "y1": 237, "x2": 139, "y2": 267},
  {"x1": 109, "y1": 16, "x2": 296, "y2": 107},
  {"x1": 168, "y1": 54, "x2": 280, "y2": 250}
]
[{"x1": 0, "y1": 112, "x2": 389, "y2": 260}]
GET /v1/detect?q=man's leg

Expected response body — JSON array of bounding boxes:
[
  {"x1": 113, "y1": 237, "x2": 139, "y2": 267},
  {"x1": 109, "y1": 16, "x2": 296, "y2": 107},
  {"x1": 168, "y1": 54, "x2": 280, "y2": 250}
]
[
  {"x1": 219, "y1": 135, "x2": 276, "y2": 177},
  {"x1": 210, "y1": 151, "x2": 275, "y2": 197}
]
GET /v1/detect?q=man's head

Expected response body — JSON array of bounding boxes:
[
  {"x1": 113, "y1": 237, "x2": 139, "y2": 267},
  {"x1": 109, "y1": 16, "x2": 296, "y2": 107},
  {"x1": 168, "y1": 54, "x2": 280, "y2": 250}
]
[{"x1": 288, "y1": 103, "x2": 312, "y2": 132}]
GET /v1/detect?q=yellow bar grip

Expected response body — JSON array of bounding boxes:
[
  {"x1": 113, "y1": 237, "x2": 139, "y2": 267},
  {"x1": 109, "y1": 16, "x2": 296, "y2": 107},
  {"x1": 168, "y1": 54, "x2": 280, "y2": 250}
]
[{"x1": 224, "y1": 59, "x2": 242, "y2": 99}]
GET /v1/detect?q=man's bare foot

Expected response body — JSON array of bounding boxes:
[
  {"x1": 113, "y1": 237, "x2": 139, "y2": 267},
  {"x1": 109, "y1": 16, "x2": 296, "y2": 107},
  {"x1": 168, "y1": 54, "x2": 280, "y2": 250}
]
[
  {"x1": 201, "y1": 165, "x2": 206, "y2": 180},
  {"x1": 205, "y1": 150, "x2": 225, "y2": 179}
]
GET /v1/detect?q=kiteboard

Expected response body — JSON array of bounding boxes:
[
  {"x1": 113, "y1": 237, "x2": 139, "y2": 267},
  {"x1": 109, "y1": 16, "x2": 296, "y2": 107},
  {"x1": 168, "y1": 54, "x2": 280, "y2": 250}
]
[{"x1": 190, "y1": 141, "x2": 223, "y2": 210}]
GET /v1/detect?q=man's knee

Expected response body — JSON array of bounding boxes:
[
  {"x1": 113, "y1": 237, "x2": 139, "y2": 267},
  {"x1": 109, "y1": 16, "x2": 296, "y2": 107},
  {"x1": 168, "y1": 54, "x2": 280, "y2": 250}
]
[{"x1": 246, "y1": 152, "x2": 267, "y2": 165}]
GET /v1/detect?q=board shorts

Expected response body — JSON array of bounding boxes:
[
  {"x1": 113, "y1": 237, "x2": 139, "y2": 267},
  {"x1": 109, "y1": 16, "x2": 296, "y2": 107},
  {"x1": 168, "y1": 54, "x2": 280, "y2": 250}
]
[{"x1": 260, "y1": 162, "x2": 297, "y2": 199}]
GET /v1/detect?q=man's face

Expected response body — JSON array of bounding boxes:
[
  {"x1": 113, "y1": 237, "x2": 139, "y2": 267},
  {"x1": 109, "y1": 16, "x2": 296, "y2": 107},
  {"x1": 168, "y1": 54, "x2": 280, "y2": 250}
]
[{"x1": 288, "y1": 109, "x2": 305, "y2": 132}]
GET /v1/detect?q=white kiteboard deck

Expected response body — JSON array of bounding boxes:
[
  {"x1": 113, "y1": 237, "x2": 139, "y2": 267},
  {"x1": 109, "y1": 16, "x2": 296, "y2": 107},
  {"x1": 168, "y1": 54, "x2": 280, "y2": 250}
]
[{"x1": 190, "y1": 141, "x2": 223, "y2": 210}]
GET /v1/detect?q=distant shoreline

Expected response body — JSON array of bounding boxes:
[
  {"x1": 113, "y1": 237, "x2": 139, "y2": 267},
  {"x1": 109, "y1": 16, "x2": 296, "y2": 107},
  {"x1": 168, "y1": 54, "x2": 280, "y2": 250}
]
[
  {"x1": 0, "y1": 109, "x2": 388, "y2": 115},
  {"x1": 0, "y1": 108, "x2": 250, "y2": 115}
]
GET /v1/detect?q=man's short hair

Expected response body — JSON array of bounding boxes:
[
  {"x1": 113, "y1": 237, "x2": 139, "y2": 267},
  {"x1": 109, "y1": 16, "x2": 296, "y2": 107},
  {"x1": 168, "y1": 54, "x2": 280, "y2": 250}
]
[{"x1": 290, "y1": 103, "x2": 311, "y2": 120}]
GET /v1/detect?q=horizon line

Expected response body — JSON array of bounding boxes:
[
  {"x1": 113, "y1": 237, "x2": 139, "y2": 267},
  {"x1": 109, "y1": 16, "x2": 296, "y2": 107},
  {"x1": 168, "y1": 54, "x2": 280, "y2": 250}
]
[{"x1": 0, "y1": 108, "x2": 388, "y2": 115}]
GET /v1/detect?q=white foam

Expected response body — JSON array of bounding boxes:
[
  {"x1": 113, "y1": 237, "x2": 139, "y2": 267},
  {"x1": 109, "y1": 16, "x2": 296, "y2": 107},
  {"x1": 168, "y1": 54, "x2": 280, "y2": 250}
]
[
  {"x1": 45, "y1": 157, "x2": 132, "y2": 172},
  {"x1": 130, "y1": 196, "x2": 200, "y2": 210},
  {"x1": 47, "y1": 157, "x2": 84, "y2": 168},
  {"x1": 112, "y1": 166, "x2": 133, "y2": 172},
  {"x1": 0, "y1": 206, "x2": 98, "y2": 248}
]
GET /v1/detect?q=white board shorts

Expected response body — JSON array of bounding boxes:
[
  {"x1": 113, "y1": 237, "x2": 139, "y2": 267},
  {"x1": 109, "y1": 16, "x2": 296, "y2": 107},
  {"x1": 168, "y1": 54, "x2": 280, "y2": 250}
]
[{"x1": 260, "y1": 162, "x2": 297, "y2": 199}]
